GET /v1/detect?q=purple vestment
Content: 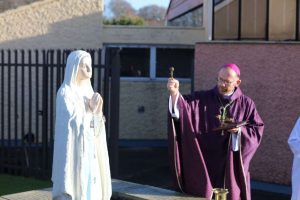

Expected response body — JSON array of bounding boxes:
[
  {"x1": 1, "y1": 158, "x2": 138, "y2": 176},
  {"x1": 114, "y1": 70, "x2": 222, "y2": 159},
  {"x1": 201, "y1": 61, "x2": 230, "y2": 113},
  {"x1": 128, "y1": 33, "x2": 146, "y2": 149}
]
[{"x1": 168, "y1": 86, "x2": 264, "y2": 200}]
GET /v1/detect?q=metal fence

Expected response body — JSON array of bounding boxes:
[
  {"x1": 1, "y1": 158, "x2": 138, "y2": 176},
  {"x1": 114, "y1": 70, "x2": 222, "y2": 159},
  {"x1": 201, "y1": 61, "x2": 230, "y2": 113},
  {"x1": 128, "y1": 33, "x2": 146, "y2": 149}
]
[{"x1": 0, "y1": 49, "x2": 120, "y2": 179}]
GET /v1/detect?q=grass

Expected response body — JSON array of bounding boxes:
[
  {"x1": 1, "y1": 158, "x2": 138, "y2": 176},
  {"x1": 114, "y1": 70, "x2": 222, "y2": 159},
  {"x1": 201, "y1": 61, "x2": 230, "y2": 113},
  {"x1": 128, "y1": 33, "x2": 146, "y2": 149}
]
[{"x1": 0, "y1": 174, "x2": 52, "y2": 196}]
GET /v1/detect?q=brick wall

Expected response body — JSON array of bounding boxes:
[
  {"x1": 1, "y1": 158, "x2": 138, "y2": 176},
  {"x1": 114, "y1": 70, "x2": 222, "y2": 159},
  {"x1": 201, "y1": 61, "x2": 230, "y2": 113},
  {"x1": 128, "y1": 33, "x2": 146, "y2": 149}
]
[
  {"x1": 195, "y1": 42, "x2": 300, "y2": 185},
  {"x1": 119, "y1": 80, "x2": 191, "y2": 139}
]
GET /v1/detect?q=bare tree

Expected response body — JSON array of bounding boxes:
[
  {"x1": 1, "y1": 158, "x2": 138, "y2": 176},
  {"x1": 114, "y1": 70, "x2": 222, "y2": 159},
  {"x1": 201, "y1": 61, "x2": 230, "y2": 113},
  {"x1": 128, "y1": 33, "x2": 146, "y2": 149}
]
[
  {"x1": 138, "y1": 5, "x2": 166, "y2": 22},
  {"x1": 109, "y1": 0, "x2": 136, "y2": 18}
]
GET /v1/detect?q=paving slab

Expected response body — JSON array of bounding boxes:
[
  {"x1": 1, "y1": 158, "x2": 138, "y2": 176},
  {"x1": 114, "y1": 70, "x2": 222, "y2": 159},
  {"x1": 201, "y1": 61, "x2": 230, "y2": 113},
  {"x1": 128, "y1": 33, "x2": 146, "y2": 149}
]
[
  {"x1": 112, "y1": 179, "x2": 206, "y2": 200},
  {"x1": 1, "y1": 188, "x2": 52, "y2": 200},
  {"x1": 0, "y1": 179, "x2": 206, "y2": 200}
]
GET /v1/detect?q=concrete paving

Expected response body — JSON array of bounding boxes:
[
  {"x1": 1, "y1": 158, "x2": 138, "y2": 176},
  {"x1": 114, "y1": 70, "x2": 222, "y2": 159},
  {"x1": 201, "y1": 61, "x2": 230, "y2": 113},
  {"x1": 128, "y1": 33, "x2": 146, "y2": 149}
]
[
  {"x1": 0, "y1": 147, "x2": 292, "y2": 200},
  {"x1": 117, "y1": 147, "x2": 291, "y2": 200},
  {"x1": 0, "y1": 179, "x2": 204, "y2": 200},
  {"x1": 112, "y1": 179, "x2": 204, "y2": 200},
  {"x1": 1, "y1": 188, "x2": 52, "y2": 200}
]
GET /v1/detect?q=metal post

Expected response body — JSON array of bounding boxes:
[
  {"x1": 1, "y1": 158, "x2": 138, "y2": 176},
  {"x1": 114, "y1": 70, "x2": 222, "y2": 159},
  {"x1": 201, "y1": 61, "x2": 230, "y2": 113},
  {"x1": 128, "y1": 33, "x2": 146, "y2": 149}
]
[
  {"x1": 296, "y1": 0, "x2": 299, "y2": 40},
  {"x1": 7, "y1": 50, "x2": 11, "y2": 173},
  {"x1": 108, "y1": 48, "x2": 120, "y2": 178},
  {"x1": 35, "y1": 49, "x2": 40, "y2": 177},
  {"x1": 103, "y1": 47, "x2": 110, "y2": 134},
  {"x1": 14, "y1": 50, "x2": 18, "y2": 174},
  {"x1": 42, "y1": 50, "x2": 49, "y2": 178},
  {"x1": 21, "y1": 50, "x2": 26, "y2": 175},
  {"x1": 28, "y1": 50, "x2": 33, "y2": 176},
  {"x1": 0, "y1": 50, "x2": 4, "y2": 173},
  {"x1": 238, "y1": 0, "x2": 242, "y2": 40},
  {"x1": 266, "y1": 0, "x2": 270, "y2": 40},
  {"x1": 212, "y1": 0, "x2": 215, "y2": 40}
]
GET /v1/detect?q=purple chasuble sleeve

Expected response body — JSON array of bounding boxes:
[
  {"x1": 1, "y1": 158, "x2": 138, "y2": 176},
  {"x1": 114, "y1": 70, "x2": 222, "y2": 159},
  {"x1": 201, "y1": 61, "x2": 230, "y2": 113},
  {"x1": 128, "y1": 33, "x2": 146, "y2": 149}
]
[
  {"x1": 167, "y1": 87, "x2": 264, "y2": 200},
  {"x1": 168, "y1": 91, "x2": 213, "y2": 197}
]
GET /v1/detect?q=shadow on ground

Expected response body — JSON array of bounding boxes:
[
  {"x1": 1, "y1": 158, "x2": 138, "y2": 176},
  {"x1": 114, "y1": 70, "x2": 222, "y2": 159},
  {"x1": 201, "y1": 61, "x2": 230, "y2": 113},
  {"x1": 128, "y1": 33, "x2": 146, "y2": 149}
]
[{"x1": 117, "y1": 147, "x2": 291, "y2": 200}]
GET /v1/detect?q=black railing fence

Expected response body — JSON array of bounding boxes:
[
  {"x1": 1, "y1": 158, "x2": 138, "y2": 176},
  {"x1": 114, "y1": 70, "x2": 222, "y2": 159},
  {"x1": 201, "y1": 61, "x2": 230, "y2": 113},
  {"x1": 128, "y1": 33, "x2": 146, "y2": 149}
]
[{"x1": 0, "y1": 49, "x2": 120, "y2": 179}]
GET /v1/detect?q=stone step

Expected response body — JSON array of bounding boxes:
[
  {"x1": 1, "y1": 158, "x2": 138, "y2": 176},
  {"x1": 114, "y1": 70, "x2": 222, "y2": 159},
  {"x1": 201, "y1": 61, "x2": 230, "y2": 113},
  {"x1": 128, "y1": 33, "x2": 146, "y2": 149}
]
[
  {"x1": 0, "y1": 179, "x2": 207, "y2": 200},
  {"x1": 0, "y1": 188, "x2": 52, "y2": 200},
  {"x1": 112, "y1": 179, "x2": 205, "y2": 200}
]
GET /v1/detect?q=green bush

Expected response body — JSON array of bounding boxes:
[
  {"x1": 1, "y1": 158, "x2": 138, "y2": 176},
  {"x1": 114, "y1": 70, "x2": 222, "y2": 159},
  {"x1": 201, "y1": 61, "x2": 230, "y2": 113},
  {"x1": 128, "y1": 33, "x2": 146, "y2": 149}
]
[{"x1": 103, "y1": 16, "x2": 145, "y2": 26}]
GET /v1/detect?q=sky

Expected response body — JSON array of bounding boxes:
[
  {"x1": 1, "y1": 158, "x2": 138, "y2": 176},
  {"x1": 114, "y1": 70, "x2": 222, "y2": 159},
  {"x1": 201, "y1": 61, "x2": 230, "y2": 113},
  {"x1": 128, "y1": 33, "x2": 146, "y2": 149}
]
[{"x1": 103, "y1": 0, "x2": 170, "y2": 18}]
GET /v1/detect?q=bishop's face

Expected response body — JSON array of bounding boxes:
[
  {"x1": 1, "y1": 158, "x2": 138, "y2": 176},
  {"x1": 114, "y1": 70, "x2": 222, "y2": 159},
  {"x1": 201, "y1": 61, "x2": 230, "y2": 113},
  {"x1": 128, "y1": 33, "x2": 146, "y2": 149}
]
[
  {"x1": 217, "y1": 68, "x2": 241, "y2": 96},
  {"x1": 77, "y1": 56, "x2": 92, "y2": 81}
]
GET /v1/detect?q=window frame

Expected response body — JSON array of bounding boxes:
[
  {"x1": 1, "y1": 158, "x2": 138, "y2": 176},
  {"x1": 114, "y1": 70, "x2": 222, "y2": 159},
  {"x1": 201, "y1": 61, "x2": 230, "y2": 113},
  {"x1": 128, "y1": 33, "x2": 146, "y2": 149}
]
[{"x1": 103, "y1": 44, "x2": 194, "y2": 82}]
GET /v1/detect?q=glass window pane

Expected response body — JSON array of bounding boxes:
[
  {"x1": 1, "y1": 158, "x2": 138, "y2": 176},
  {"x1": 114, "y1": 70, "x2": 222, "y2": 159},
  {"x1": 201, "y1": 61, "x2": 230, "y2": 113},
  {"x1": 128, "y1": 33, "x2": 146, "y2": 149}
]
[
  {"x1": 214, "y1": 0, "x2": 239, "y2": 39},
  {"x1": 241, "y1": 0, "x2": 267, "y2": 39},
  {"x1": 120, "y1": 48, "x2": 150, "y2": 77},
  {"x1": 168, "y1": 6, "x2": 203, "y2": 27},
  {"x1": 156, "y1": 48, "x2": 194, "y2": 78},
  {"x1": 269, "y1": 0, "x2": 296, "y2": 40}
]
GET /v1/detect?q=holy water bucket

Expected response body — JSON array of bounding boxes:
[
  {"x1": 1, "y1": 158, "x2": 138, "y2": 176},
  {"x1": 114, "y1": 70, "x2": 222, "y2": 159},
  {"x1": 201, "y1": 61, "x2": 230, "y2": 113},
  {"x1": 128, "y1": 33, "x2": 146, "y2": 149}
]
[{"x1": 210, "y1": 188, "x2": 229, "y2": 200}]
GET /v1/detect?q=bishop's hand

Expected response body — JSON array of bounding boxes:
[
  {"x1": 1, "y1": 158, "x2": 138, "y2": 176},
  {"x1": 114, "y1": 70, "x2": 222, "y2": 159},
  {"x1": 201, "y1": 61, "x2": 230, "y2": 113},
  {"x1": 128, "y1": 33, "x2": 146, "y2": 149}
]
[
  {"x1": 167, "y1": 78, "x2": 179, "y2": 97},
  {"x1": 227, "y1": 127, "x2": 239, "y2": 134},
  {"x1": 89, "y1": 92, "x2": 103, "y2": 114}
]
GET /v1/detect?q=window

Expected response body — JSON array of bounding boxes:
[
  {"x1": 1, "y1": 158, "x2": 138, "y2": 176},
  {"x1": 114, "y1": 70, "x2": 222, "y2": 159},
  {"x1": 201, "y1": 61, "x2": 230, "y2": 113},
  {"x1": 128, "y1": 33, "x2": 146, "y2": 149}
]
[
  {"x1": 168, "y1": 6, "x2": 203, "y2": 27},
  {"x1": 120, "y1": 48, "x2": 150, "y2": 77},
  {"x1": 156, "y1": 48, "x2": 194, "y2": 78},
  {"x1": 106, "y1": 45, "x2": 194, "y2": 79},
  {"x1": 215, "y1": 0, "x2": 225, "y2": 5}
]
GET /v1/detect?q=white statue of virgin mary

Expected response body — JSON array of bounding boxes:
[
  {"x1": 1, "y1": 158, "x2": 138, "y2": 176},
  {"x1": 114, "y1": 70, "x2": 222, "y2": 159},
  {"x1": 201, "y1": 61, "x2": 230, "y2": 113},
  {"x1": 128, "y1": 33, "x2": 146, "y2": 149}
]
[{"x1": 51, "y1": 50, "x2": 112, "y2": 200}]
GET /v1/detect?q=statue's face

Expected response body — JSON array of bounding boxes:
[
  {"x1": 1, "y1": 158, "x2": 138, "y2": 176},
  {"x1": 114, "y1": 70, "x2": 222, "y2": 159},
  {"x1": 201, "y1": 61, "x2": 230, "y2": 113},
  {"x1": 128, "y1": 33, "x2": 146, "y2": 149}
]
[{"x1": 77, "y1": 56, "x2": 92, "y2": 80}]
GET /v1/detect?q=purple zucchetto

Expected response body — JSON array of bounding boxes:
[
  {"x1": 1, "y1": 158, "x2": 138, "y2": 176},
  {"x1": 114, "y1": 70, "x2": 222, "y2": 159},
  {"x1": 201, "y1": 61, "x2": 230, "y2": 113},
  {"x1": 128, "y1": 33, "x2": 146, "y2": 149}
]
[{"x1": 222, "y1": 63, "x2": 240, "y2": 77}]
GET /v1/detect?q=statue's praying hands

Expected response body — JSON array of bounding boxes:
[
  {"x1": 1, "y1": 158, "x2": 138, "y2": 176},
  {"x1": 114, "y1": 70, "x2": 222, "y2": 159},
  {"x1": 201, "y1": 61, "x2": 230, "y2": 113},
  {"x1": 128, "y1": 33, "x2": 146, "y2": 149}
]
[{"x1": 89, "y1": 92, "x2": 103, "y2": 115}]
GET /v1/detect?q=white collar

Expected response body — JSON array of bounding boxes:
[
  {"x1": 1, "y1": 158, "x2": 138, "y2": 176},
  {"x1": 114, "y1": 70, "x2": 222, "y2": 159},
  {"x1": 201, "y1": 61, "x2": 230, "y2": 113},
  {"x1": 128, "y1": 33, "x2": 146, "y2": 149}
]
[{"x1": 223, "y1": 91, "x2": 234, "y2": 99}]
